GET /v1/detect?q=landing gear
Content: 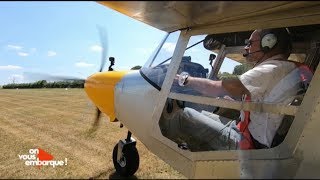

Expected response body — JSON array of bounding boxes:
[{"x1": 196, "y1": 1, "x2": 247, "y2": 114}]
[{"x1": 112, "y1": 131, "x2": 139, "y2": 177}]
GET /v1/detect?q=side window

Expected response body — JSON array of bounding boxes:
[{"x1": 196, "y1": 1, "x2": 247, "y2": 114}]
[
  {"x1": 181, "y1": 35, "x2": 214, "y2": 78},
  {"x1": 218, "y1": 60, "x2": 251, "y2": 80}
]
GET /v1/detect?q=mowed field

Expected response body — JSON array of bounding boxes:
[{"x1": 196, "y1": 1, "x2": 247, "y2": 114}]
[{"x1": 0, "y1": 88, "x2": 185, "y2": 179}]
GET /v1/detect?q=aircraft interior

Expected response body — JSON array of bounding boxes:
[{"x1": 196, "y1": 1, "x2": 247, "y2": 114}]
[{"x1": 138, "y1": 24, "x2": 320, "y2": 152}]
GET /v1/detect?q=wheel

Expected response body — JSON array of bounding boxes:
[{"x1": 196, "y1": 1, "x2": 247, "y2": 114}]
[{"x1": 112, "y1": 143, "x2": 139, "y2": 177}]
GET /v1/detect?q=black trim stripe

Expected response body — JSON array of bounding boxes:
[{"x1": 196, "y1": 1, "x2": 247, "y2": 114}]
[{"x1": 139, "y1": 69, "x2": 161, "y2": 91}]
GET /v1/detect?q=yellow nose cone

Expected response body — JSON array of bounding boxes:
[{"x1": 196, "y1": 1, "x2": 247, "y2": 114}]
[{"x1": 84, "y1": 71, "x2": 129, "y2": 121}]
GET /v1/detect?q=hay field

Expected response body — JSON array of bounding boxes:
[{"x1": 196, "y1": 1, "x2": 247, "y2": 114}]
[{"x1": 0, "y1": 88, "x2": 185, "y2": 179}]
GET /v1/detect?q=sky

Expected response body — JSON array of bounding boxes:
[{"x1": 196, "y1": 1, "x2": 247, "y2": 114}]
[{"x1": 0, "y1": 1, "x2": 238, "y2": 85}]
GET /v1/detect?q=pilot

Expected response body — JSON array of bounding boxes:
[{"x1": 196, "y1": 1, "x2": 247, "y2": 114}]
[{"x1": 165, "y1": 28, "x2": 313, "y2": 150}]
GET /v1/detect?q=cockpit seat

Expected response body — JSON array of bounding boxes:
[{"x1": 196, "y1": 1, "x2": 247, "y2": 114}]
[
  {"x1": 270, "y1": 95, "x2": 303, "y2": 148},
  {"x1": 269, "y1": 44, "x2": 318, "y2": 148}
]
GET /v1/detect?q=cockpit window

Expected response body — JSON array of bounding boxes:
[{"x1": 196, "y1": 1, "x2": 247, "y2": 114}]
[
  {"x1": 140, "y1": 32, "x2": 218, "y2": 90},
  {"x1": 140, "y1": 31, "x2": 180, "y2": 90}
]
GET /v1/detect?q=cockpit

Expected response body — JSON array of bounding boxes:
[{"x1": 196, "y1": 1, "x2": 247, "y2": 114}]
[{"x1": 140, "y1": 24, "x2": 319, "y2": 152}]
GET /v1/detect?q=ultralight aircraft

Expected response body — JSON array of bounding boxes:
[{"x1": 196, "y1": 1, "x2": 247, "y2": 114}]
[{"x1": 82, "y1": 1, "x2": 320, "y2": 178}]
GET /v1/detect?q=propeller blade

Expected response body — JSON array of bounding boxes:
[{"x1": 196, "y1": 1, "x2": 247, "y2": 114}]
[
  {"x1": 89, "y1": 25, "x2": 109, "y2": 133},
  {"x1": 87, "y1": 107, "x2": 101, "y2": 134},
  {"x1": 93, "y1": 107, "x2": 101, "y2": 127},
  {"x1": 97, "y1": 25, "x2": 108, "y2": 72}
]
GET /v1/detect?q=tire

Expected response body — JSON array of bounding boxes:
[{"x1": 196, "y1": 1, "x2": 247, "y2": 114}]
[{"x1": 112, "y1": 143, "x2": 139, "y2": 177}]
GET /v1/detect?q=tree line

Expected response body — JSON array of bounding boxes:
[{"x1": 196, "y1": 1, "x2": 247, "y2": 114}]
[
  {"x1": 218, "y1": 63, "x2": 251, "y2": 80},
  {"x1": 2, "y1": 80, "x2": 84, "y2": 89},
  {"x1": 1, "y1": 66, "x2": 143, "y2": 89}
]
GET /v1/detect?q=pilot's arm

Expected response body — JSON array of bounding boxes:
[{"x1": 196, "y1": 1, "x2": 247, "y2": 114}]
[{"x1": 176, "y1": 74, "x2": 250, "y2": 99}]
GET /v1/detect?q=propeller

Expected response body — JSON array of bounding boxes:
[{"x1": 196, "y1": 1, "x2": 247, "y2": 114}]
[
  {"x1": 23, "y1": 26, "x2": 109, "y2": 134},
  {"x1": 90, "y1": 25, "x2": 109, "y2": 131}
]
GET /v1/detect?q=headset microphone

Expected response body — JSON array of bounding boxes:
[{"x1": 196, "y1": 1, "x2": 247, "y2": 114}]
[{"x1": 243, "y1": 50, "x2": 263, "y2": 57}]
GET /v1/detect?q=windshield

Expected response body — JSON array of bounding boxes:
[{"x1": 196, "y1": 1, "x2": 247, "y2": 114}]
[
  {"x1": 140, "y1": 31, "x2": 216, "y2": 90},
  {"x1": 140, "y1": 31, "x2": 180, "y2": 89}
]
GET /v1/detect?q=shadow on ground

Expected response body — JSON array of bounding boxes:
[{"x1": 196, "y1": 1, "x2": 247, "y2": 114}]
[
  {"x1": 89, "y1": 170, "x2": 138, "y2": 179},
  {"x1": 109, "y1": 172, "x2": 138, "y2": 179}
]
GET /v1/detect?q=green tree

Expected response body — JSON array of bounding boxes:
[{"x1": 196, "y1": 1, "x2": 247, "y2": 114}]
[
  {"x1": 218, "y1": 72, "x2": 237, "y2": 80},
  {"x1": 232, "y1": 63, "x2": 251, "y2": 75}
]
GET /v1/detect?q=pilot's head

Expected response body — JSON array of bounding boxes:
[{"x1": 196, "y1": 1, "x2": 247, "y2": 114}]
[{"x1": 244, "y1": 28, "x2": 292, "y2": 65}]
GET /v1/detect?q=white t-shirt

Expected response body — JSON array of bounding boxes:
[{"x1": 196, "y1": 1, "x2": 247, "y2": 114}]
[{"x1": 239, "y1": 54, "x2": 302, "y2": 147}]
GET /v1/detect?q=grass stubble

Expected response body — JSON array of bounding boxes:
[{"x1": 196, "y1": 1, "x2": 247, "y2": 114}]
[{"x1": 0, "y1": 88, "x2": 185, "y2": 179}]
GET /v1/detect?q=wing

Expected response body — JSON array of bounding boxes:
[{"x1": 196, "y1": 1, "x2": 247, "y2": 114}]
[{"x1": 98, "y1": 1, "x2": 320, "y2": 33}]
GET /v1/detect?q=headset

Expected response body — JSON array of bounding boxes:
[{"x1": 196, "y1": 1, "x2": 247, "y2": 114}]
[
  {"x1": 243, "y1": 28, "x2": 292, "y2": 68},
  {"x1": 243, "y1": 30, "x2": 279, "y2": 57},
  {"x1": 260, "y1": 32, "x2": 278, "y2": 53}
]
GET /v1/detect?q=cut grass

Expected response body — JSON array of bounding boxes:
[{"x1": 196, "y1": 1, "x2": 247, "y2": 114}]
[{"x1": 0, "y1": 88, "x2": 185, "y2": 179}]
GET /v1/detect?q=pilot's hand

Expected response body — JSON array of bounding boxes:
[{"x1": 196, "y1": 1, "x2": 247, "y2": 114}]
[
  {"x1": 178, "y1": 72, "x2": 189, "y2": 86},
  {"x1": 174, "y1": 72, "x2": 190, "y2": 87}
]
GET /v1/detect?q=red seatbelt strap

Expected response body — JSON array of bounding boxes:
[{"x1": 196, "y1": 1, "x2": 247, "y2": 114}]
[
  {"x1": 237, "y1": 95, "x2": 255, "y2": 150},
  {"x1": 292, "y1": 61, "x2": 313, "y2": 80}
]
